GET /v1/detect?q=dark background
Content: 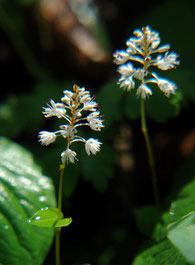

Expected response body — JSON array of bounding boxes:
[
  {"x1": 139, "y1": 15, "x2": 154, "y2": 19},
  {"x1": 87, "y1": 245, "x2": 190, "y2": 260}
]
[{"x1": 0, "y1": 0, "x2": 195, "y2": 264}]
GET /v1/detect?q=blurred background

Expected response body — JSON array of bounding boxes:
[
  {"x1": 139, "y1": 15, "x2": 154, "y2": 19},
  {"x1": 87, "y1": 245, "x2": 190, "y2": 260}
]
[{"x1": 0, "y1": 0, "x2": 195, "y2": 264}]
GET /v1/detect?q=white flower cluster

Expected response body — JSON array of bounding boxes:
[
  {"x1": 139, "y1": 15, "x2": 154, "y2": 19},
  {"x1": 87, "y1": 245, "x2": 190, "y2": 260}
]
[
  {"x1": 38, "y1": 84, "x2": 104, "y2": 164},
  {"x1": 113, "y1": 26, "x2": 180, "y2": 99}
]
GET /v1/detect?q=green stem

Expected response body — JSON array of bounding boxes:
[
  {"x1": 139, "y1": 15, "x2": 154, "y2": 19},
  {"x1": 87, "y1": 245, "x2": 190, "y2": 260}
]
[
  {"x1": 55, "y1": 228, "x2": 61, "y2": 265},
  {"x1": 140, "y1": 98, "x2": 160, "y2": 206},
  {"x1": 55, "y1": 162, "x2": 66, "y2": 265}
]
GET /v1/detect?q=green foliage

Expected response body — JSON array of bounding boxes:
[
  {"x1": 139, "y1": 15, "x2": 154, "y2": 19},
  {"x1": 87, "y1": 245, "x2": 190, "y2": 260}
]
[
  {"x1": 136, "y1": 0, "x2": 195, "y2": 104},
  {"x1": 125, "y1": 89, "x2": 141, "y2": 120},
  {"x1": 0, "y1": 94, "x2": 43, "y2": 138},
  {"x1": 0, "y1": 80, "x2": 73, "y2": 138},
  {"x1": 0, "y1": 137, "x2": 56, "y2": 265},
  {"x1": 29, "y1": 207, "x2": 72, "y2": 228},
  {"x1": 98, "y1": 80, "x2": 182, "y2": 123},
  {"x1": 97, "y1": 81, "x2": 124, "y2": 127},
  {"x1": 145, "y1": 84, "x2": 182, "y2": 122},
  {"x1": 136, "y1": 206, "x2": 162, "y2": 238},
  {"x1": 134, "y1": 155, "x2": 195, "y2": 264},
  {"x1": 133, "y1": 240, "x2": 187, "y2": 265},
  {"x1": 167, "y1": 211, "x2": 195, "y2": 265},
  {"x1": 80, "y1": 142, "x2": 115, "y2": 192},
  {"x1": 0, "y1": 1, "x2": 46, "y2": 77}
]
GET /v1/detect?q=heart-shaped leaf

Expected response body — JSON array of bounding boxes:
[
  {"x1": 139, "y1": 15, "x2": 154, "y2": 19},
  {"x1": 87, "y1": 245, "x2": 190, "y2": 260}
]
[
  {"x1": 29, "y1": 207, "x2": 72, "y2": 227},
  {"x1": 0, "y1": 137, "x2": 56, "y2": 265}
]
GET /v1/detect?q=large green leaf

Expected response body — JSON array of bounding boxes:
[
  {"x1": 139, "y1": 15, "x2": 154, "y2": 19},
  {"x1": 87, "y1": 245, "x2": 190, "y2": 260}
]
[
  {"x1": 0, "y1": 137, "x2": 56, "y2": 265},
  {"x1": 134, "y1": 155, "x2": 195, "y2": 264},
  {"x1": 167, "y1": 211, "x2": 195, "y2": 265},
  {"x1": 133, "y1": 240, "x2": 187, "y2": 265}
]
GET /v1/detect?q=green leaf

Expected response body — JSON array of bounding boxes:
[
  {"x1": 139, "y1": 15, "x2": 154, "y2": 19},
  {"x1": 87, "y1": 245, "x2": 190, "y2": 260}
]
[
  {"x1": 29, "y1": 207, "x2": 72, "y2": 228},
  {"x1": 0, "y1": 137, "x2": 56, "y2": 265},
  {"x1": 137, "y1": 1, "x2": 195, "y2": 58},
  {"x1": 136, "y1": 206, "x2": 162, "y2": 238},
  {"x1": 125, "y1": 89, "x2": 141, "y2": 120},
  {"x1": 134, "y1": 156, "x2": 195, "y2": 264},
  {"x1": 145, "y1": 84, "x2": 182, "y2": 122},
  {"x1": 162, "y1": 178, "x2": 195, "y2": 226},
  {"x1": 97, "y1": 81, "x2": 124, "y2": 127},
  {"x1": 168, "y1": 69, "x2": 195, "y2": 102},
  {"x1": 80, "y1": 143, "x2": 114, "y2": 192},
  {"x1": 124, "y1": 84, "x2": 181, "y2": 123},
  {"x1": 167, "y1": 211, "x2": 195, "y2": 265},
  {"x1": 133, "y1": 240, "x2": 187, "y2": 265}
]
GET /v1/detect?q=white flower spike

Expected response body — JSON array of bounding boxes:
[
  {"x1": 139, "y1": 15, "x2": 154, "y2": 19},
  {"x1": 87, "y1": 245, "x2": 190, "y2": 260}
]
[
  {"x1": 38, "y1": 84, "x2": 104, "y2": 163},
  {"x1": 113, "y1": 26, "x2": 180, "y2": 99}
]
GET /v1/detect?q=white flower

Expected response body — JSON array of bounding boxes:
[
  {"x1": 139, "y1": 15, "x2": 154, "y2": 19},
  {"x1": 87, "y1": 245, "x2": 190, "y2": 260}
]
[
  {"x1": 87, "y1": 111, "x2": 100, "y2": 122},
  {"x1": 154, "y1": 52, "x2": 180, "y2": 70},
  {"x1": 87, "y1": 112, "x2": 104, "y2": 131},
  {"x1": 113, "y1": 26, "x2": 180, "y2": 100},
  {"x1": 78, "y1": 89, "x2": 91, "y2": 102},
  {"x1": 133, "y1": 29, "x2": 143, "y2": 38},
  {"x1": 117, "y1": 63, "x2": 135, "y2": 76},
  {"x1": 63, "y1": 90, "x2": 73, "y2": 98},
  {"x1": 143, "y1": 26, "x2": 160, "y2": 46},
  {"x1": 113, "y1": 50, "x2": 130, "y2": 64},
  {"x1": 126, "y1": 39, "x2": 140, "y2": 54},
  {"x1": 136, "y1": 84, "x2": 152, "y2": 99},
  {"x1": 79, "y1": 93, "x2": 91, "y2": 104},
  {"x1": 133, "y1": 69, "x2": 146, "y2": 80},
  {"x1": 38, "y1": 131, "x2": 56, "y2": 146},
  {"x1": 151, "y1": 39, "x2": 160, "y2": 50},
  {"x1": 127, "y1": 26, "x2": 160, "y2": 50},
  {"x1": 153, "y1": 44, "x2": 170, "y2": 54},
  {"x1": 157, "y1": 78, "x2": 177, "y2": 96},
  {"x1": 61, "y1": 95, "x2": 71, "y2": 105},
  {"x1": 60, "y1": 125, "x2": 77, "y2": 139},
  {"x1": 118, "y1": 76, "x2": 135, "y2": 91},
  {"x1": 128, "y1": 55, "x2": 144, "y2": 64},
  {"x1": 61, "y1": 148, "x2": 78, "y2": 163},
  {"x1": 42, "y1": 99, "x2": 66, "y2": 118},
  {"x1": 82, "y1": 99, "x2": 98, "y2": 111},
  {"x1": 39, "y1": 84, "x2": 104, "y2": 163},
  {"x1": 85, "y1": 138, "x2": 102, "y2": 155}
]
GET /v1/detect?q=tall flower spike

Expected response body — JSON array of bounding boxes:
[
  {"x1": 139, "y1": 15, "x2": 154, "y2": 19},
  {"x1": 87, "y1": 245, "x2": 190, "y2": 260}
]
[
  {"x1": 113, "y1": 26, "x2": 180, "y2": 99},
  {"x1": 38, "y1": 84, "x2": 104, "y2": 164}
]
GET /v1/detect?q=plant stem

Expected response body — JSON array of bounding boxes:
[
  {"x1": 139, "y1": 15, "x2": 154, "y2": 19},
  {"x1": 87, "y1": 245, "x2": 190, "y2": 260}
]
[
  {"x1": 140, "y1": 98, "x2": 160, "y2": 206},
  {"x1": 55, "y1": 162, "x2": 66, "y2": 265},
  {"x1": 55, "y1": 228, "x2": 61, "y2": 265}
]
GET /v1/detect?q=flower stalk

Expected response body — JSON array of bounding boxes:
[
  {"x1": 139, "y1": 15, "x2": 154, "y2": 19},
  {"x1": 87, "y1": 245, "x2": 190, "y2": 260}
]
[
  {"x1": 55, "y1": 161, "x2": 65, "y2": 265},
  {"x1": 38, "y1": 84, "x2": 104, "y2": 265},
  {"x1": 114, "y1": 26, "x2": 180, "y2": 205},
  {"x1": 140, "y1": 98, "x2": 159, "y2": 206}
]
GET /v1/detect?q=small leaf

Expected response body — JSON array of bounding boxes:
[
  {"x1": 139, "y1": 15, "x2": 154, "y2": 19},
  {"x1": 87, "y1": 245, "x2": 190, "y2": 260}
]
[
  {"x1": 167, "y1": 211, "x2": 195, "y2": 265},
  {"x1": 29, "y1": 207, "x2": 72, "y2": 228}
]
